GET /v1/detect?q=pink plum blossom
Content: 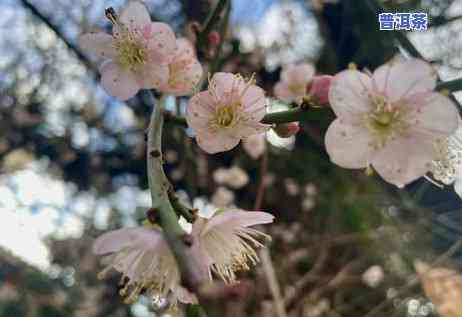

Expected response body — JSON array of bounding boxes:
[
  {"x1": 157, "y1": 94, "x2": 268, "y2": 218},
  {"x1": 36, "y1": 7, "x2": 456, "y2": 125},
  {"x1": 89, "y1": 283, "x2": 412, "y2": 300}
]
[
  {"x1": 79, "y1": 1, "x2": 176, "y2": 100},
  {"x1": 158, "y1": 38, "x2": 203, "y2": 96},
  {"x1": 274, "y1": 63, "x2": 315, "y2": 103},
  {"x1": 93, "y1": 209, "x2": 274, "y2": 303},
  {"x1": 325, "y1": 58, "x2": 459, "y2": 187},
  {"x1": 187, "y1": 73, "x2": 269, "y2": 154}
]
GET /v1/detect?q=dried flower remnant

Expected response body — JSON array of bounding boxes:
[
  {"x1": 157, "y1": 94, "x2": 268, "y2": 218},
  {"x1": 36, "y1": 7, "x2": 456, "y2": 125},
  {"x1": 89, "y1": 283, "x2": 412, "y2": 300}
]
[
  {"x1": 415, "y1": 261, "x2": 462, "y2": 317},
  {"x1": 187, "y1": 72, "x2": 269, "y2": 154},
  {"x1": 79, "y1": 2, "x2": 176, "y2": 100},
  {"x1": 325, "y1": 58, "x2": 459, "y2": 187}
]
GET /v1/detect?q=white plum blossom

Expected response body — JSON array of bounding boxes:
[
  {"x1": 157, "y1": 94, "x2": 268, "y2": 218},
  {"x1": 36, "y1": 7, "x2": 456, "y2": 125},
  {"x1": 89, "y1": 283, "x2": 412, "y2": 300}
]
[
  {"x1": 93, "y1": 209, "x2": 274, "y2": 303},
  {"x1": 187, "y1": 72, "x2": 269, "y2": 154},
  {"x1": 190, "y1": 209, "x2": 274, "y2": 283},
  {"x1": 158, "y1": 38, "x2": 203, "y2": 96},
  {"x1": 430, "y1": 123, "x2": 462, "y2": 197},
  {"x1": 79, "y1": 1, "x2": 176, "y2": 100},
  {"x1": 325, "y1": 58, "x2": 460, "y2": 187}
]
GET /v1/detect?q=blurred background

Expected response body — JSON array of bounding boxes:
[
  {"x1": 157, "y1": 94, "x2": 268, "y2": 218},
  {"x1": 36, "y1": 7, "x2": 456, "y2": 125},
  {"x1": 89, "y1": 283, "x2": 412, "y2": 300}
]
[{"x1": 1, "y1": 0, "x2": 462, "y2": 316}]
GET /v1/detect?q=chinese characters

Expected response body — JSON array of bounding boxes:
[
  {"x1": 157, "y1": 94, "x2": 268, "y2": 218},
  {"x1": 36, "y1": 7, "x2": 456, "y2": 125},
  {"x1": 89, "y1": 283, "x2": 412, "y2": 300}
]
[{"x1": 379, "y1": 13, "x2": 428, "y2": 31}]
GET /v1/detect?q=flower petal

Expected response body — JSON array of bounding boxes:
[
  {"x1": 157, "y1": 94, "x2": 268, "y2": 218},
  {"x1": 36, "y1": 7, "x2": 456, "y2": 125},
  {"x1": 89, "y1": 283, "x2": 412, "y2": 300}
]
[
  {"x1": 146, "y1": 22, "x2": 177, "y2": 64},
  {"x1": 324, "y1": 119, "x2": 373, "y2": 169},
  {"x1": 409, "y1": 93, "x2": 459, "y2": 139},
  {"x1": 196, "y1": 130, "x2": 240, "y2": 154},
  {"x1": 242, "y1": 86, "x2": 266, "y2": 121},
  {"x1": 120, "y1": 1, "x2": 152, "y2": 30},
  {"x1": 372, "y1": 137, "x2": 434, "y2": 187},
  {"x1": 92, "y1": 227, "x2": 163, "y2": 255},
  {"x1": 329, "y1": 70, "x2": 372, "y2": 121},
  {"x1": 100, "y1": 62, "x2": 140, "y2": 100},
  {"x1": 79, "y1": 32, "x2": 116, "y2": 59},
  {"x1": 202, "y1": 210, "x2": 274, "y2": 236},
  {"x1": 209, "y1": 72, "x2": 238, "y2": 100},
  {"x1": 372, "y1": 59, "x2": 436, "y2": 102},
  {"x1": 186, "y1": 91, "x2": 215, "y2": 133},
  {"x1": 135, "y1": 62, "x2": 169, "y2": 89}
]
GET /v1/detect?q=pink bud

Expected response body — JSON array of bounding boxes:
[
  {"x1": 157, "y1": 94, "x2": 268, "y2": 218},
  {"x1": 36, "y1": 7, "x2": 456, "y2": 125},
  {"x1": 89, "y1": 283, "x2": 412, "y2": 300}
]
[
  {"x1": 273, "y1": 122, "x2": 300, "y2": 138},
  {"x1": 208, "y1": 31, "x2": 221, "y2": 47},
  {"x1": 309, "y1": 75, "x2": 333, "y2": 105}
]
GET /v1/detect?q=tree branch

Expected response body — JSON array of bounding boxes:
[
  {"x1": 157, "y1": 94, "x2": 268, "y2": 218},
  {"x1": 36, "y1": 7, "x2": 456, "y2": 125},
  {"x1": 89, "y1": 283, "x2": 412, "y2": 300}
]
[
  {"x1": 19, "y1": 0, "x2": 98, "y2": 75},
  {"x1": 146, "y1": 94, "x2": 206, "y2": 295}
]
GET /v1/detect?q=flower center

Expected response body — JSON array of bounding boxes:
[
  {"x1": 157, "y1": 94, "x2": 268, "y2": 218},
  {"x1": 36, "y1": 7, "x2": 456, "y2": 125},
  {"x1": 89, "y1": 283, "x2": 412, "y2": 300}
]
[
  {"x1": 288, "y1": 83, "x2": 306, "y2": 95},
  {"x1": 115, "y1": 36, "x2": 146, "y2": 71},
  {"x1": 211, "y1": 105, "x2": 238, "y2": 129},
  {"x1": 365, "y1": 95, "x2": 409, "y2": 149}
]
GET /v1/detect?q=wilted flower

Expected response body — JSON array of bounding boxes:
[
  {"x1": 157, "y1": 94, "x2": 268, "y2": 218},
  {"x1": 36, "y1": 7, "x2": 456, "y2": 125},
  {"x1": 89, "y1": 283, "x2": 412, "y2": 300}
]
[
  {"x1": 187, "y1": 72, "x2": 269, "y2": 154},
  {"x1": 213, "y1": 166, "x2": 249, "y2": 189},
  {"x1": 275, "y1": 63, "x2": 315, "y2": 103},
  {"x1": 79, "y1": 1, "x2": 176, "y2": 100},
  {"x1": 158, "y1": 38, "x2": 203, "y2": 96},
  {"x1": 325, "y1": 58, "x2": 459, "y2": 187},
  {"x1": 242, "y1": 133, "x2": 266, "y2": 159},
  {"x1": 415, "y1": 260, "x2": 462, "y2": 317}
]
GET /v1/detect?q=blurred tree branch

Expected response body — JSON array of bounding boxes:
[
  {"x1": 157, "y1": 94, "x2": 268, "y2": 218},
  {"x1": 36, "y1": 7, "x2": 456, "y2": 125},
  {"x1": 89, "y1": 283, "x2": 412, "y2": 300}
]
[{"x1": 19, "y1": 0, "x2": 98, "y2": 75}]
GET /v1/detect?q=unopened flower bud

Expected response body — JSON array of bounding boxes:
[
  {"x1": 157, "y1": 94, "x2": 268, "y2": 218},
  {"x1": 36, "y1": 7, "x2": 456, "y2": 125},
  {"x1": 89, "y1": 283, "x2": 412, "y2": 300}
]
[
  {"x1": 273, "y1": 122, "x2": 300, "y2": 138},
  {"x1": 208, "y1": 31, "x2": 221, "y2": 47},
  {"x1": 309, "y1": 75, "x2": 333, "y2": 105}
]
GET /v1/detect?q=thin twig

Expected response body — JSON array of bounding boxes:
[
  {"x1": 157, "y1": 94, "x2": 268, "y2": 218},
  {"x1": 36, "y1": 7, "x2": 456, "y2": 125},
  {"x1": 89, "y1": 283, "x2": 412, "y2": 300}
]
[
  {"x1": 364, "y1": 239, "x2": 462, "y2": 317},
  {"x1": 253, "y1": 147, "x2": 288, "y2": 317}
]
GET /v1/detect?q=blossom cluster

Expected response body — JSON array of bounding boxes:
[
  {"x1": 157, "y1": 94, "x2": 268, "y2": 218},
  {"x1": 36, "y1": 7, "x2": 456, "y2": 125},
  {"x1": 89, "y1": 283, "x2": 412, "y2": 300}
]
[
  {"x1": 79, "y1": 1, "x2": 202, "y2": 100},
  {"x1": 94, "y1": 208, "x2": 274, "y2": 304},
  {"x1": 79, "y1": 0, "x2": 462, "y2": 310}
]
